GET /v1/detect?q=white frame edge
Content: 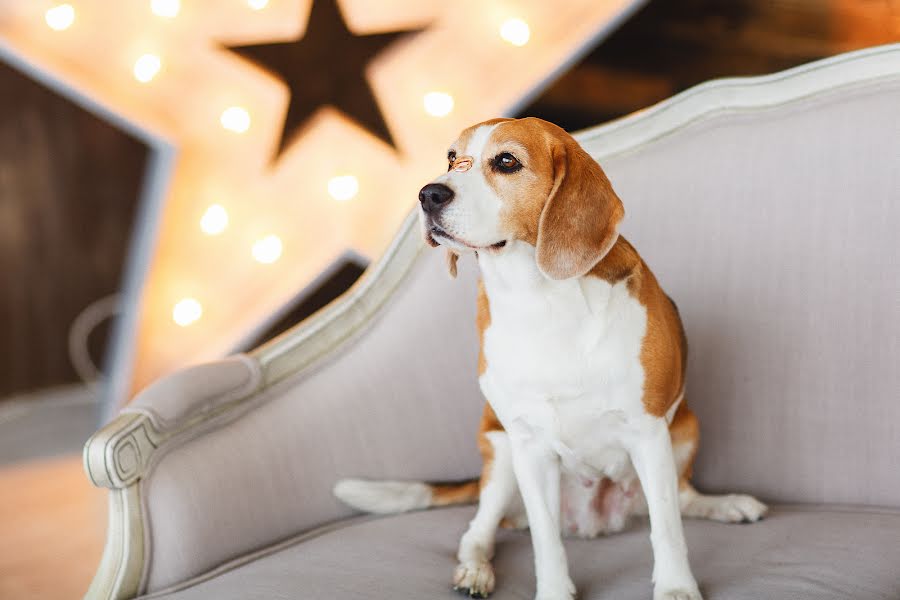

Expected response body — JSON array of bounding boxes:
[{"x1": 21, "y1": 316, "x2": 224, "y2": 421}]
[{"x1": 575, "y1": 43, "x2": 900, "y2": 161}]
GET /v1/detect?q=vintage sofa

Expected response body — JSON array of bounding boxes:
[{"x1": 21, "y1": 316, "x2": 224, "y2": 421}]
[{"x1": 82, "y1": 44, "x2": 900, "y2": 599}]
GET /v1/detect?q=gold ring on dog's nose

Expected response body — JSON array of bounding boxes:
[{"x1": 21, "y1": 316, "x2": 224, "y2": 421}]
[{"x1": 451, "y1": 156, "x2": 474, "y2": 172}]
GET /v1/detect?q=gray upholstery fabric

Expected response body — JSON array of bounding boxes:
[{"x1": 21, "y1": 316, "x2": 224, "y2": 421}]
[
  {"x1": 140, "y1": 505, "x2": 900, "y2": 600},
  {"x1": 136, "y1": 73, "x2": 900, "y2": 592},
  {"x1": 125, "y1": 355, "x2": 259, "y2": 431}
]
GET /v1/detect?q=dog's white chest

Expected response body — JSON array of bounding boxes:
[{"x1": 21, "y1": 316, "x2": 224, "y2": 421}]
[{"x1": 478, "y1": 245, "x2": 648, "y2": 479}]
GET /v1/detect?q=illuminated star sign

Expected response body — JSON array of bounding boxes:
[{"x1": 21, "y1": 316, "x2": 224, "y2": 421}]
[
  {"x1": 0, "y1": 0, "x2": 643, "y2": 404},
  {"x1": 228, "y1": 0, "x2": 424, "y2": 157}
]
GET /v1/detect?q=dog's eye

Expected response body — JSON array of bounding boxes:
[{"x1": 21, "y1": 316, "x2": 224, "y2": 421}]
[
  {"x1": 492, "y1": 152, "x2": 521, "y2": 174},
  {"x1": 447, "y1": 150, "x2": 456, "y2": 171}
]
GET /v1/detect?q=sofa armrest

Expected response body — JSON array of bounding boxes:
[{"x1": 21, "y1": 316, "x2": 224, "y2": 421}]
[
  {"x1": 81, "y1": 356, "x2": 262, "y2": 600},
  {"x1": 82, "y1": 210, "x2": 478, "y2": 599},
  {"x1": 84, "y1": 356, "x2": 260, "y2": 491}
]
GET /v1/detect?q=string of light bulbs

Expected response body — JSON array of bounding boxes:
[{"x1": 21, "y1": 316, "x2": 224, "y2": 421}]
[{"x1": 40, "y1": 0, "x2": 533, "y2": 329}]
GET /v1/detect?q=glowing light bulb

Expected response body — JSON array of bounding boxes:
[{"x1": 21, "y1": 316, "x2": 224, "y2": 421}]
[
  {"x1": 252, "y1": 235, "x2": 283, "y2": 264},
  {"x1": 423, "y1": 92, "x2": 454, "y2": 117},
  {"x1": 133, "y1": 54, "x2": 162, "y2": 83},
  {"x1": 200, "y1": 204, "x2": 228, "y2": 235},
  {"x1": 327, "y1": 175, "x2": 359, "y2": 201},
  {"x1": 499, "y1": 18, "x2": 530, "y2": 46},
  {"x1": 247, "y1": 0, "x2": 269, "y2": 9},
  {"x1": 151, "y1": 0, "x2": 180, "y2": 17},
  {"x1": 45, "y1": 4, "x2": 75, "y2": 31},
  {"x1": 220, "y1": 106, "x2": 250, "y2": 133},
  {"x1": 172, "y1": 298, "x2": 202, "y2": 326}
]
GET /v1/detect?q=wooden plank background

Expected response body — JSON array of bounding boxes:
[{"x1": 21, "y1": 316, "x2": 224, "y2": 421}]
[
  {"x1": 521, "y1": 0, "x2": 900, "y2": 128},
  {"x1": 0, "y1": 62, "x2": 147, "y2": 401}
]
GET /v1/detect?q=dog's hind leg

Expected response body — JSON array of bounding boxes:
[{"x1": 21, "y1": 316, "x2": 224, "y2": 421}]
[
  {"x1": 454, "y1": 430, "x2": 518, "y2": 598},
  {"x1": 679, "y1": 483, "x2": 768, "y2": 523},
  {"x1": 670, "y1": 402, "x2": 768, "y2": 523}
]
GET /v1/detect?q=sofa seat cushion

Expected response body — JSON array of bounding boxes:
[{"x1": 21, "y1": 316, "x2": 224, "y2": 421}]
[{"x1": 141, "y1": 504, "x2": 900, "y2": 599}]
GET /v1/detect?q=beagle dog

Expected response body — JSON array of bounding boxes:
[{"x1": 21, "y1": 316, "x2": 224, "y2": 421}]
[{"x1": 335, "y1": 117, "x2": 767, "y2": 600}]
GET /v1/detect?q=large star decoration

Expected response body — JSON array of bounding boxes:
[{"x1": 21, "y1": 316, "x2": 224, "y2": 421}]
[
  {"x1": 0, "y1": 0, "x2": 641, "y2": 405},
  {"x1": 229, "y1": 0, "x2": 422, "y2": 157}
]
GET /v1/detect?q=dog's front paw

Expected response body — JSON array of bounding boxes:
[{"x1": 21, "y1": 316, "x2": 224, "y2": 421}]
[
  {"x1": 453, "y1": 561, "x2": 495, "y2": 598},
  {"x1": 654, "y1": 586, "x2": 703, "y2": 600}
]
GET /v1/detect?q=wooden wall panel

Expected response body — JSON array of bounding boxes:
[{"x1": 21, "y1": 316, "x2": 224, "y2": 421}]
[
  {"x1": 0, "y1": 62, "x2": 147, "y2": 400},
  {"x1": 522, "y1": 0, "x2": 900, "y2": 129}
]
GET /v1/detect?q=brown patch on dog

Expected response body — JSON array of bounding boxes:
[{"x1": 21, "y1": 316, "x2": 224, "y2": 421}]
[
  {"x1": 431, "y1": 480, "x2": 480, "y2": 506},
  {"x1": 476, "y1": 279, "x2": 491, "y2": 376},
  {"x1": 473, "y1": 280, "x2": 507, "y2": 494},
  {"x1": 638, "y1": 270, "x2": 688, "y2": 417},
  {"x1": 669, "y1": 401, "x2": 700, "y2": 482},
  {"x1": 446, "y1": 250, "x2": 459, "y2": 278},
  {"x1": 588, "y1": 235, "x2": 643, "y2": 291},
  {"x1": 534, "y1": 121, "x2": 624, "y2": 279},
  {"x1": 476, "y1": 402, "x2": 504, "y2": 490}
]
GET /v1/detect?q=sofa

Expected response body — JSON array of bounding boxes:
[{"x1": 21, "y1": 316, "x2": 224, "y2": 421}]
[{"x1": 82, "y1": 44, "x2": 900, "y2": 599}]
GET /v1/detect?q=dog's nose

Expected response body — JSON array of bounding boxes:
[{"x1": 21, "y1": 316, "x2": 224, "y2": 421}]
[{"x1": 418, "y1": 183, "x2": 454, "y2": 214}]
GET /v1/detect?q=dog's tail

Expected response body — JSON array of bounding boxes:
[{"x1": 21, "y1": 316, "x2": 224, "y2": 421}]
[{"x1": 333, "y1": 478, "x2": 479, "y2": 514}]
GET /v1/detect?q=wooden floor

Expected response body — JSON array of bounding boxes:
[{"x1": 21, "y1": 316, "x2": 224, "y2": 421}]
[{"x1": 0, "y1": 456, "x2": 105, "y2": 599}]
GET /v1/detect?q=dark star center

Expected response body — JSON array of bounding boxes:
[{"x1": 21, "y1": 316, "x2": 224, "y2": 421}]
[{"x1": 226, "y1": 0, "x2": 424, "y2": 161}]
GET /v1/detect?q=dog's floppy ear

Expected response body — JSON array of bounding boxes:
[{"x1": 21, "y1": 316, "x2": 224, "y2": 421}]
[
  {"x1": 445, "y1": 249, "x2": 459, "y2": 278},
  {"x1": 535, "y1": 137, "x2": 624, "y2": 280}
]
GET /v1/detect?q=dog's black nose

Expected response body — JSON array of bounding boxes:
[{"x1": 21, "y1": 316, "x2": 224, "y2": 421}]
[{"x1": 419, "y1": 183, "x2": 454, "y2": 214}]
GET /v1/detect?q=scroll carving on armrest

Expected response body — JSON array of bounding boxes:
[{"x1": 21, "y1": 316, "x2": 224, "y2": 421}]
[
  {"x1": 84, "y1": 354, "x2": 262, "y2": 489},
  {"x1": 83, "y1": 413, "x2": 160, "y2": 489}
]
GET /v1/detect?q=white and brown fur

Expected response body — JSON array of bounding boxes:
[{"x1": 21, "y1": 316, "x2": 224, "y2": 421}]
[{"x1": 335, "y1": 118, "x2": 766, "y2": 600}]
